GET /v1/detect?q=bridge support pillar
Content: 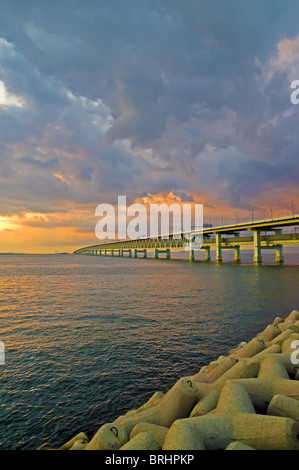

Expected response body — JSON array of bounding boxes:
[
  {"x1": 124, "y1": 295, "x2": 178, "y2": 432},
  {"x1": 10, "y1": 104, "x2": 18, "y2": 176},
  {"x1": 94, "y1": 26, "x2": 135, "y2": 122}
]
[
  {"x1": 134, "y1": 249, "x2": 147, "y2": 258},
  {"x1": 275, "y1": 245, "x2": 284, "y2": 264},
  {"x1": 205, "y1": 246, "x2": 211, "y2": 262},
  {"x1": 253, "y1": 230, "x2": 262, "y2": 264},
  {"x1": 155, "y1": 249, "x2": 170, "y2": 259},
  {"x1": 234, "y1": 245, "x2": 241, "y2": 263},
  {"x1": 122, "y1": 249, "x2": 131, "y2": 257},
  {"x1": 215, "y1": 233, "x2": 222, "y2": 262}
]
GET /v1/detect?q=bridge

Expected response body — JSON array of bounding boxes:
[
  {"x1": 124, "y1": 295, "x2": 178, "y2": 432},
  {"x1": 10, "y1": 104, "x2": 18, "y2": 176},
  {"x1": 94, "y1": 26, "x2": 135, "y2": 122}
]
[{"x1": 74, "y1": 215, "x2": 299, "y2": 264}]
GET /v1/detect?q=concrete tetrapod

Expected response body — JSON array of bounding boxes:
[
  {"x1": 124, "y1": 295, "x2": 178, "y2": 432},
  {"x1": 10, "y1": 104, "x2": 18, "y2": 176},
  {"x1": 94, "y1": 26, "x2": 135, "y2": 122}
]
[
  {"x1": 225, "y1": 442, "x2": 255, "y2": 450},
  {"x1": 69, "y1": 438, "x2": 89, "y2": 450},
  {"x1": 273, "y1": 316, "x2": 284, "y2": 326},
  {"x1": 129, "y1": 422, "x2": 169, "y2": 447},
  {"x1": 271, "y1": 352, "x2": 299, "y2": 378},
  {"x1": 281, "y1": 334, "x2": 299, "y2": 354},
  {"x1": 236, "y1": 343, "x2": 282, "y2": 368},
  {"x1": 228, "y1": 337, "x2": 267, "y2": 358},
  {"x1": 267, "y1": 394, "x2": 299, "y2": 421},
  {"x1": 58, "y1": 432, "x2": 89, "y2": 450},
  {"x1": 190, "y1": 356, "x2": 238, "y2": 383},
  {"x1": 265, "y1": 328, "x2": 299, "y2": 348},
  {"x1": 115, "y1": 377, "x2": 199, "y2": 436},
  {"x1": 163, "y1": 381, "x2": 299, "y2": 450},
  {"x1": 85, "y1": 423, "x2": 128, "y2": 450},
  {"x1": 285, "y1": 310, "x2": 299, "y2": 322},
  {"x1": 230, "y1": 354, "x2": 299, "y2": 411},
  {"x1": 190, "y1": 345, "x2": 293, "y2": 419},
  {"x1": 190, "y1": 360, "x2": 259, "y2": 417},
  {"x1": 120, "y1": 432, "x2": 161, "y2": 450},
  {"x1": 277, "y1": 320, "x2": 297, "y2": 332},
  {"x1": 256, "y1": 324, "x2": 281, "y2": 342},
  {"x1": 125, "y1": 391, "x2": 164, "y2": 417}
]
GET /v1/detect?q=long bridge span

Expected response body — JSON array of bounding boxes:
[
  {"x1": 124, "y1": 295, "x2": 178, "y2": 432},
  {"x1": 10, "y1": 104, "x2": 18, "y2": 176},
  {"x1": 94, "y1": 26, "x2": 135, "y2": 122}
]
[{"x1": 74, "y1": 215, "x2": 299, "y2": 264}]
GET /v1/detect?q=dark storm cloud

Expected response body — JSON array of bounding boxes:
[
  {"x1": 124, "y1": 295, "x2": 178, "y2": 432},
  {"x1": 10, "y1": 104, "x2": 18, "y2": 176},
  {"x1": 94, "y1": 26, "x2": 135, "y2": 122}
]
[{"x1": 0, "y1": 0, "x2": 299, "y2": 219}]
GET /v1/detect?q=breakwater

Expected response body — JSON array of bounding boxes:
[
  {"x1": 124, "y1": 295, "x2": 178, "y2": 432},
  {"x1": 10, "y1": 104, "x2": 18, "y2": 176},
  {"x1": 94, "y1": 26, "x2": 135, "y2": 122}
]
[{"x1": 42, "y1": 309, "x2": 299, "y2": 451}]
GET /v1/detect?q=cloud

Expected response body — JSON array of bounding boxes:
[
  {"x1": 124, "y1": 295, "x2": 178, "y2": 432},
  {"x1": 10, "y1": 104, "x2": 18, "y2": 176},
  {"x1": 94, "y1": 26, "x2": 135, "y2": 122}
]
[{"x1": 0, "y1": 0, "x2": 299, "y2": 252}]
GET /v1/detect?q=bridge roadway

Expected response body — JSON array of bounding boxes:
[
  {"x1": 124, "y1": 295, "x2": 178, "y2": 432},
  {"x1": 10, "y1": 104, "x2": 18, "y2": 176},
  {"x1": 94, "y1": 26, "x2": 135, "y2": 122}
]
[{"x1": 74, "y1": 215, "x2": 299, "y2": 264}]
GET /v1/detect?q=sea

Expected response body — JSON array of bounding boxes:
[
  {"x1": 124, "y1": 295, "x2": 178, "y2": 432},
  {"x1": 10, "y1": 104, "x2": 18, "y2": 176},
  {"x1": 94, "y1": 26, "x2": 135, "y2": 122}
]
[{"x1": 1, "y1": 247, "x2": 299, "y2": 449}]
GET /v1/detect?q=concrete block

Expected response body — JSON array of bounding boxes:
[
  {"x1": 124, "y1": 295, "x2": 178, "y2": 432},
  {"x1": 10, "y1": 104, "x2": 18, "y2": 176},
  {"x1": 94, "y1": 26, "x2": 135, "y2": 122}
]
[
  {"x1": 58, "y1": 432, "x2": 89, "y2": 450},
  {"x1": 69, "y1": 438, "x2": 89, "y2": 450},
  {"x1": 267, "y1": 394, "x2": 299, "y2": 421},
  {"x1": 120, "y1": 432, "x2": 161, "y2": 450},
  {"x1": 85, "y1": 423, "x2": 127, "y2": 450},
  {"x1": 167, "y1": 381, "x2": 299, "y2": 450},
  {"x1": 231, "y1": 354, "x2": 299, "y2": 411},
  {"x1": 229, "y1": 338, "x2": 266, "y2": 358},
  {"x1": 130, "y1": 422, "x2": 169, "y2": 447},
  {"x1": 162, "y1": 420, "x2": 205, "y2": 450},
  {"x1": 285, "y1": 310, "x2": 299, "y2": 322},
  {"x1": 191, "y1": 361, "x2": 259, "y2": 417},
  {"x1": 115, "y1": 377, "x2": 199, "y2": 436},
  {"x1": 226, "y1": 441, "x2": 255, "y2": 450},
  {"x1": 257, "y1": 324, "x2": 281, "y2": 342}
]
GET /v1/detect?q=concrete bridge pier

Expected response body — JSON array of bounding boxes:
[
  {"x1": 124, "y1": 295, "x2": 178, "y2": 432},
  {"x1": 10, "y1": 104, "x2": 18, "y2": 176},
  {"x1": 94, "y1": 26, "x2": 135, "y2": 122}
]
[
  {"x1": 155, "y1": 249, "x2": 171, "y2": 259},
  {"x1": 202, "y1": 246, "x2": 211, "y2": 261},
  {"x1": 275, "y1": 245, "x2": 284, "y2": 264},
  {"x1": 234, "y1": 245, "x2": 241, "y2": 263},
  {"x1": 253, "y1": 230, "x2": 262, "y2": 264},
  {"x1": 134, "y1": 249, "x2": 147, "y2": 258},
  {"x1": 122, "y1": 249, "x2": 132, "y2": 257},
  {"x1": 215, "y1": 233, "x2": 222, "y2": 262}
]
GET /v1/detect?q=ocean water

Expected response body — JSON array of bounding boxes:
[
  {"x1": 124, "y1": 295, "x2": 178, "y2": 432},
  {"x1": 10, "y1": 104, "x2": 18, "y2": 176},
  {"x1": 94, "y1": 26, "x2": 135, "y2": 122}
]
[{"x1": 0, "y1": 249, "x2": 299, "y2": 450}]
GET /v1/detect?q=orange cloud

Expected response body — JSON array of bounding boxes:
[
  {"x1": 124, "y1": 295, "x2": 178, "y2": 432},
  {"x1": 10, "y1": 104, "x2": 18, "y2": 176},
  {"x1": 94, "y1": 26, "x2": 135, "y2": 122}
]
[{"x1": 54, "y1": 173, "x2": 68, "y2": 184}]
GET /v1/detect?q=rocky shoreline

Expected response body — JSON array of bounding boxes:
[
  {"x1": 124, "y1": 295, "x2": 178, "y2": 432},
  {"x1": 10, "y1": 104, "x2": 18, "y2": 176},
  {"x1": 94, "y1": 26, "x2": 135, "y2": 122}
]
[{"x1": 40, "y1": 310, "x2": 299, "y2": 451}]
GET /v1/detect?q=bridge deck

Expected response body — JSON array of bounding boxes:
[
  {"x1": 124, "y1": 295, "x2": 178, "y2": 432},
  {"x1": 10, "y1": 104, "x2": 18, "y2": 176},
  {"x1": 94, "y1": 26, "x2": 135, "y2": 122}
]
[{"x1": 74, "y1": 215, "x2": 299, "y2": 255}]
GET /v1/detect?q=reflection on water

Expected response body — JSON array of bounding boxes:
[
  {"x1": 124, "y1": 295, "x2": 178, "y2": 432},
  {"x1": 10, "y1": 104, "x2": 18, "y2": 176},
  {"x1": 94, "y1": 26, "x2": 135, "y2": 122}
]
[{"x1": 0, "y1": 252, "x2": 299, "y2": 449}]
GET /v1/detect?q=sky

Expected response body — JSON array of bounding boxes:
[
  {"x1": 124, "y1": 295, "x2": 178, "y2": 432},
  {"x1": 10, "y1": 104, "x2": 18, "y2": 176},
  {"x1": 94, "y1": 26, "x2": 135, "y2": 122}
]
[{"x1": 0, "y1": 0, "x2": 299, "y2": 253}]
